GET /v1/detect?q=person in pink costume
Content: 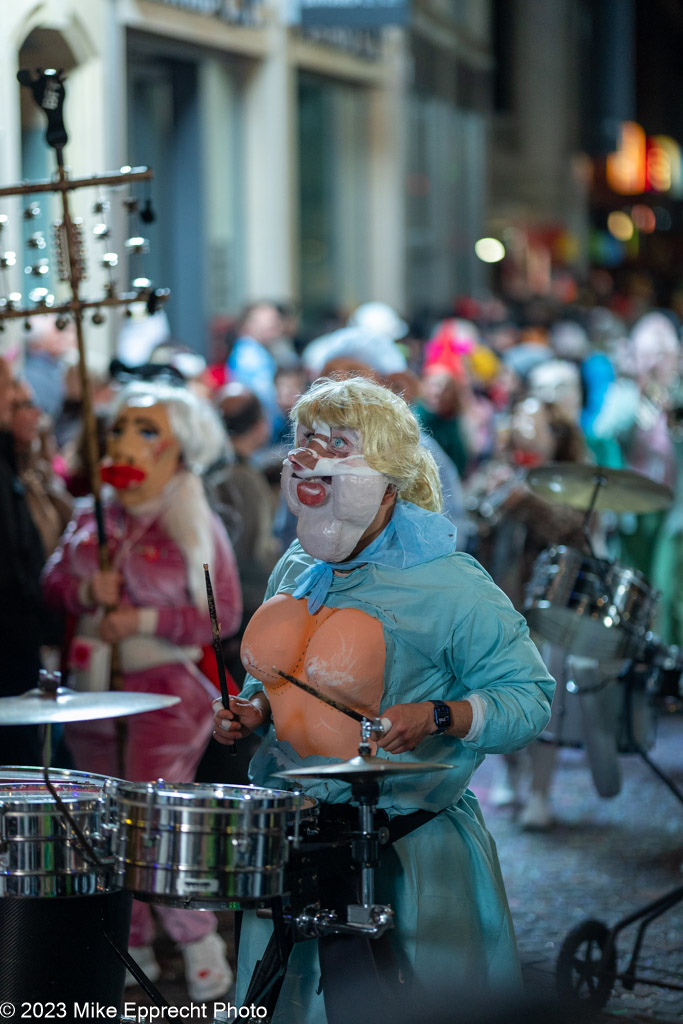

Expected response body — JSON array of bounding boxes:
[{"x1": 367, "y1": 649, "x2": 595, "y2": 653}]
[{"x1": 42, "y1": 379, "x2": 242, "y2": 1001}]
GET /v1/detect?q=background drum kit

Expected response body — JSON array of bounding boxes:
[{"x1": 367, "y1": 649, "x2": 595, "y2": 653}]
[
  {"x1": 0, "y1": 673, "x2": 451, "y2": 1022},
  {"x1": 523, "y1": 461, "x2": 683, "y2": 801}
]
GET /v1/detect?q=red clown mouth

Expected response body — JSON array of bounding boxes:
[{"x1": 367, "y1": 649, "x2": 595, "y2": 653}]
[
  {"x1": 296, "y1": 479, "x2": 328, "y2": 507},
  {"x1": 100, "y1": 464, "x2": 146, "y2": 489}
]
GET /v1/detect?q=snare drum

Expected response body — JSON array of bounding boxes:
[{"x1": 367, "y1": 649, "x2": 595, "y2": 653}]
[
  {"x1": 0, "y1": 767, "x2": 116, "y2": 897},
  {"x1": 110, "y1": 781, "x2": 315, "y2": 909},
  {"x1": 524, "y1": 545, "x2": 657, "y2": 660}
]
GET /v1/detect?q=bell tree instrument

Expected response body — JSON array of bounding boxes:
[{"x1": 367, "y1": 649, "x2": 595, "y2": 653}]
[
  {"x1": 1, "y1": 68, "x2": 170, "y2": 774},
  {"x1": 1, "y1": 68, "x2": 168, "y2": 514}
]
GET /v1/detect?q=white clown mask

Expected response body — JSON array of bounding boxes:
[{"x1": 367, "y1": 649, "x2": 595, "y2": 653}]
[{"x1": 282, "y1": 420, "x2": 391, "y2": 562}]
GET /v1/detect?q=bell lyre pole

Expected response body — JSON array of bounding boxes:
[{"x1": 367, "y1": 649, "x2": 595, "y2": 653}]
[
  {"x1": 17, "y1": 69, "x2": 108, "y2": 558},
  {"x1": 14, "y1": 69, "x2": 139, "y2": 776}
]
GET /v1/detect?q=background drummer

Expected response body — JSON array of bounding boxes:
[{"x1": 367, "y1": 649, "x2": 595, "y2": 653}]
[
  {"x1": 42, "y1": 378, "x2": 242, "y2": 1004},
  {"x1": 464, "y1": 368, "x2": 611, "y2": 829}
]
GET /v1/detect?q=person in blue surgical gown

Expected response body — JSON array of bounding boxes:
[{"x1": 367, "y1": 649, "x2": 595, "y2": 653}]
[{"x1": 212, "y1": 376, "x2": 556, "y2": 1023}]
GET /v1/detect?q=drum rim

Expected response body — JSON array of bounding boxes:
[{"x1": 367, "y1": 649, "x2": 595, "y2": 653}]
[{"x1": 110, "y1": 780, "x2": 308, "y2": 805}]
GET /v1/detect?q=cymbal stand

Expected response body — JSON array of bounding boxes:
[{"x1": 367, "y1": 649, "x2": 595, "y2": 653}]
[
  {"x1": 580, "y1": 472, "x2": 620, "y2": 610},
  {"x1": 32, "y1": 670, "x2": 169, "y2": 1008},
  {"x1": 581, "y1": 472, "x2": 608, "y2": 560},
  {"x1": 295, "y1": 719, "x2": 393, "y2": 940},
  {"x1": 242, "y1": 720, "x2": 394, "y2": 1020}
]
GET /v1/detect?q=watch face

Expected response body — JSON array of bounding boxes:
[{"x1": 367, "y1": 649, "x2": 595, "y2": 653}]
[{"x1": 433, "y1": 702, "x2": 451, "y2": 732}]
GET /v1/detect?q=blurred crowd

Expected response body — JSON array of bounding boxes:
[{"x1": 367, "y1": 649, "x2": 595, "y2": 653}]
[{"x1": 1, "y1": 277, "x2": 682, "y2": 805}]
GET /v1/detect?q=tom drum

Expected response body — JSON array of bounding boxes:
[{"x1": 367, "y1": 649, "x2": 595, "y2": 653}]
[
  {"x1": 524, "y1": 545, "x2": 657, "y2": 660},
  {"x1": 0, "y1": 767, "x2": 116, "y2": 898},
  {"x1": 110, "y1": 780, "x2": 316, "y2": 909}
]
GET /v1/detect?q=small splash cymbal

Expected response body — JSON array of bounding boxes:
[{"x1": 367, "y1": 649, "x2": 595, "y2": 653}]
[
  {"x1": 526, "y1": 462, "x2": 673, "y2": 514},
  {"x1": 278, "y1": 754, "x2": 453, "y2": 781},
  {"x1": 0, "y1": 686, "x2": 181, "y2": 725}
]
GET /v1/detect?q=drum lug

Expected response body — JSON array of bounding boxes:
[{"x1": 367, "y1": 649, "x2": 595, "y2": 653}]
[
  {"x1": 232, "y1": 803, "x2": 253, "y2": 864},
  {"x1": 143, "y1": 783, "x2": 160, "y2": 847}
]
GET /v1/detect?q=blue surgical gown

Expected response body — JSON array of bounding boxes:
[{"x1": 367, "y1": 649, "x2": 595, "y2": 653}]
[{"x1": 236, "y1": 541, "x2": 556, "y2": 1021}]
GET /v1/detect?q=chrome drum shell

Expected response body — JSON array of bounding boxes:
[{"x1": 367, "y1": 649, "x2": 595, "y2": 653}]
[
  {"x1": 110, "y1": 780, "x2": 315, "y2": 909},
  {"x1": 524, "y1": 546, "x2": 658, "y2": 660},
  {"x1": 0, "y1": 767, "x2": 117, "y2": 897}
]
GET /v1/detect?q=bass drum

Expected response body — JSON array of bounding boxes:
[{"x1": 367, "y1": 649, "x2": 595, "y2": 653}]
[{"x1": 525, "y1": 546, "x2": 658, "y2": 660}]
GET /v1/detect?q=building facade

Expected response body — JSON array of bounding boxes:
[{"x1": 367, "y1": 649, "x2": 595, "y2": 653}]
[{"x1": 1, "y1": 0, "x2": 498, "y2": 360}]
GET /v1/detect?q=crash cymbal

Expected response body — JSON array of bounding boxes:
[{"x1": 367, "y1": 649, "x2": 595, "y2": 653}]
[
  {"x1": 0, "y1": 687, "x2": 181, "y2": 725},
  {"x1": 526, "y1": 462, "x2": 673, "y2": 514},
  {"x1": 278, "y1": 754, "x2": 453, "y2": 781}
]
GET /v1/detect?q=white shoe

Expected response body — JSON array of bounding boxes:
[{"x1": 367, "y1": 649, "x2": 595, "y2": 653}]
[
  {"x1": 490, "y1": 762, "x2": 524, "y2": 807},
  {"x1": 520, "y1": 792, "x2": 554, "y2": 831},
  {"x1": 490, "y1": 780, "x2": 519, "y2": 807},
  {"x1": 125, "y1": 944, "x2": 161, "y2": 988},
  {"x1": 181, "y1": 932, "x2": 234, "y2": 1002}
]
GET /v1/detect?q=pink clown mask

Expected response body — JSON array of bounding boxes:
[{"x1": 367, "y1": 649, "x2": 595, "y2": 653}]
[
  {"x1": 282, "y1": 420, "x2": 391, "y2": 562},
  {"x1": 101, "y1": 399, "x2": 181, "y2": 507}
]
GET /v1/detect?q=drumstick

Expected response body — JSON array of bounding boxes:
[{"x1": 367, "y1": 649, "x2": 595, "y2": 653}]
[
  {"x1": 275, "y1": 668, "x2": 366, "y2": 722},
  {"x1": 204, "y1": 564, "x2": 237, "y2": 755},
  {"x1": 204, "y1": 563, "x2": 231, "y2": 709}
]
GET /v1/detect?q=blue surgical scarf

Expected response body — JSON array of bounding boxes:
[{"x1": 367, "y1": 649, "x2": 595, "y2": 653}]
[{"x1": 292, "y1": 500, "x2": 458, "y2": 613}]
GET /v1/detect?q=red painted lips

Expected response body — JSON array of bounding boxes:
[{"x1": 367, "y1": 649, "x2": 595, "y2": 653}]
[{"x1": 100, "y1": 464, "x2": 146, "y2": 489}]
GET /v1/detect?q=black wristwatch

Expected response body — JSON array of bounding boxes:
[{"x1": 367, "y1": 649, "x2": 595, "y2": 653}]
[{"x1": 430, "y1": 700, "x2": 452, "y2": 735}]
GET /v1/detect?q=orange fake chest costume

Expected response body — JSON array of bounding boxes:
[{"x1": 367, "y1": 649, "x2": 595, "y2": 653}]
[
  {"x1": 241, "y1": 498, "x2": 463, "y2": 765},
  {"x1": 234, "y1": 500, "x2": 557, "y2": 1017},
  {"x1": 242, "y1": 593, "x2": 384, "y2": 759}
]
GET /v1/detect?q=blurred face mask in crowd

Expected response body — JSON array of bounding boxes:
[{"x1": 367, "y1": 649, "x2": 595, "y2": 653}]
[
  {"x1": 101, "y1": 399, "x2": 181, "y2": 507},
  {"x1": 282, "y1": 420, "x2": 390, "y2": 561},
  {"x1": 508, "y1": 398, "x2": 555, "y2": 465}
]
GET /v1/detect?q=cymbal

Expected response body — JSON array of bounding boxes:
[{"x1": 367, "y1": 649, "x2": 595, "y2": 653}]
[
  {"x1": 0, "y1": 687, "x2": 181, "y2": 725},
  {"x1": 278, "y1": 754, "x2": 453, "y2": 782},
  {"x1": 526, "y1": 462, "x2": 673, "y2": 514}
]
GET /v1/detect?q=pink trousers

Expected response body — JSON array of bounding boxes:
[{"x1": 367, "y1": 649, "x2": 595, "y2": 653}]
[{"x1": 65, "y1": 665, "x2": 217, "y2": 947}]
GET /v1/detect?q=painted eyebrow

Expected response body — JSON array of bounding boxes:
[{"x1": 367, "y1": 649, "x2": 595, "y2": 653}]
[{"x1": 114, "y1": 415, "x2": 162, "y2": 430}]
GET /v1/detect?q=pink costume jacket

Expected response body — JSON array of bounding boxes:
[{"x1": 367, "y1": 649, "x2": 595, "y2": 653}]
[
  {"x1": 42, "y1": 491, "x2": 242, "y2": 947},
  {"x1": 42, "y1": 495, "x2": 242, "y2": 783}
]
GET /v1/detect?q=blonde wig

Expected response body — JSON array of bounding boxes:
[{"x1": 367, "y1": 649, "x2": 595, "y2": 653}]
[{"x1": 291, "y1": 376, "x2": 442, "y2": 512}]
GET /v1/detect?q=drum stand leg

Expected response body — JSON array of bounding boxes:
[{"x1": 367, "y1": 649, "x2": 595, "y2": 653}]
[
  {"x1": 622, "y1": 674, "x2": 683, "y2": 806},
  {"x1": 242, "y1": 897, "x2": 294, "y2": 1018},
  {"x1": 635, "y1": 745, "x2": 683, "y2": 805},
  {"x1": 103, "y1": 930, "x2": 170, "y2": 1007}
]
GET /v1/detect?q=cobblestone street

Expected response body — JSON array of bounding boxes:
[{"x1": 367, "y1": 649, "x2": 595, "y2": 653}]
[
  {"x1": 474, "y1": 710, "x2": 683, "y2": 1023},
  {"x1": 127, "y1": 710, "x2": 682, "y2": 1023}
]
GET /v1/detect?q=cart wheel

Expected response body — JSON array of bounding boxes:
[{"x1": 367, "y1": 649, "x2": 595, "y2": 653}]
[{"x1": 556, "y1": 919, "x2": 617, "y2": 1017}]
